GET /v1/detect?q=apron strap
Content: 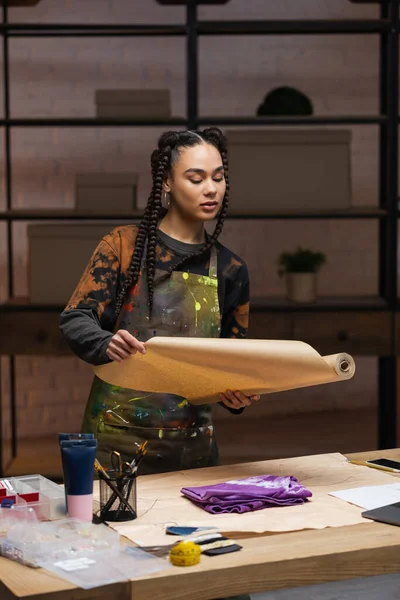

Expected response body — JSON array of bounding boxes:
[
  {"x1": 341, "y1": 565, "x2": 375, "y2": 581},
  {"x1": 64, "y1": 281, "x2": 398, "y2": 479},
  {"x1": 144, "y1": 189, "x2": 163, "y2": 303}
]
[{"x1": 208, "y1": 245, "x2": 218, "y2": 279}]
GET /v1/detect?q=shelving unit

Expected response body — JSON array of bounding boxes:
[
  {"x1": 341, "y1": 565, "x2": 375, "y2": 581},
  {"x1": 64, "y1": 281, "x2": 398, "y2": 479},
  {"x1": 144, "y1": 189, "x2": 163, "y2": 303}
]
[
  {"x1": 0, "y1": 2, "x2": 399, "y2": 476},
  {"x1": 0, "y1": 207, "x2": 389, "y2": 220}
]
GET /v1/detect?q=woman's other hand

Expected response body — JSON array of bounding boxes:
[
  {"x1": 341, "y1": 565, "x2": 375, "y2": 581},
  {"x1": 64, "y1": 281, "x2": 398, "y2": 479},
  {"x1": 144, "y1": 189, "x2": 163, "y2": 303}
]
[
  {"x1": 219, "y1": 390, "x2": 260, "y2": 409},
  {"x1": 106, "y1": 329, "x2": 146, "y2": 362}
]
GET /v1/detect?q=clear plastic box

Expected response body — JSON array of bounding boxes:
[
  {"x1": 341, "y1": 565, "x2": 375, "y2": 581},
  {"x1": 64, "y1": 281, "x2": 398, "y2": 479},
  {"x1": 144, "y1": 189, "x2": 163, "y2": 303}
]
[
  {"x1": 0, "y1": 500, "x2": 35, "y2": 538},
  {"x1": 1, "y1": 518, "x2": 120, "y2": 568},
  {"x1": 1, "y1": 475, "x2": 66, "y2": 521}
]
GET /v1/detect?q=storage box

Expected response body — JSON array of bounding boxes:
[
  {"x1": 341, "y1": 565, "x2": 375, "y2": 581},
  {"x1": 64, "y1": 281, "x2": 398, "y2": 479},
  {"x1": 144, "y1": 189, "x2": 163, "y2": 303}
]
[
  {"x1": 0, "y1": 475, "x2": 66, "y2": 521},
  {"x1": 1, "y1": 518, "x2": 119, "y2": 567},
  {"x1": 75, "y1": 172, "x2": 138, "y2": 213},
  {"x1": 6, "y1": 1, "x2": 42, "y2": 5},
  {"x1": 28, "y1": 224, "x2": 119, "y2": 305},
  {"x1": 95, "y1": 89, "x2": 171, "y2": 119},
  {"x1": 226, "y1": 129, "x2": 352, "y2": 213}
]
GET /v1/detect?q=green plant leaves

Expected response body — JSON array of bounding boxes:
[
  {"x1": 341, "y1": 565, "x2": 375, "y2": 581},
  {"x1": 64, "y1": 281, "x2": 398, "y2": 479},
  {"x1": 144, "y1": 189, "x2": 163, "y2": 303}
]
[{"x1": 277, "y1": 246, "x2": 326, "y2": 275}]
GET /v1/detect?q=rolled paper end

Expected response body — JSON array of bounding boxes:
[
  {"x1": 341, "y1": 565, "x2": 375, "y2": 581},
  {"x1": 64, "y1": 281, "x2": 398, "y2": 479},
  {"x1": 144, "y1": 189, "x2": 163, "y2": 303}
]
[
  {"x1": 337, "y1": 353, "x2": 355, "y2": 378},
  {"x1": 339, "y1": 359, "x2": 350, "y2": 373},
  {"x1": 67, "y1": 494, "x2": 93, "y2": 522},
  {"x1": 324, "y1": 352, "x2": 356, "y2": 379}
]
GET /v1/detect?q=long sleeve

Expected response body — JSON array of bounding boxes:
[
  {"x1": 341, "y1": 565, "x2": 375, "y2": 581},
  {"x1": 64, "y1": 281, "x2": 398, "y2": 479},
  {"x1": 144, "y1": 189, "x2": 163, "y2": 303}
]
[
  {"x1": 59, "y1": 308, "x2": 113, "y2": 365},
  {"x1": 59, "y1": 235, "x2": 121, "y2": 365}
]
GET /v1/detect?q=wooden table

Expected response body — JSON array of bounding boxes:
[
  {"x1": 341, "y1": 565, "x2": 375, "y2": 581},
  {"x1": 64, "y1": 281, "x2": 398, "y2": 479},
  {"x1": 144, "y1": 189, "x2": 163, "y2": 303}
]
[{"x1": 2, "y1": 448, "x2": 400, "y2": 600}]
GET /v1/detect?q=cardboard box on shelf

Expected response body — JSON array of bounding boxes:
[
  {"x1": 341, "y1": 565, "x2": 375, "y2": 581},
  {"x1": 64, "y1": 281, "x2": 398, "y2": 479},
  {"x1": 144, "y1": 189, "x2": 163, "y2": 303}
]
[
  {"x1": 6, "y1": 1, "x2": 42, "y2": 5},
  {"x1": 226, "y1": 129, "x2": 352, "y2": 214},
  {"x1": 28, "y1": 223, "x2": 124, "y2": 305},
  {"x1": 95, "y1": 89, "x2": 171, "y2": 119},
  {"x1": 75, "y1": 172, "x2": 138, "y2": 213}
]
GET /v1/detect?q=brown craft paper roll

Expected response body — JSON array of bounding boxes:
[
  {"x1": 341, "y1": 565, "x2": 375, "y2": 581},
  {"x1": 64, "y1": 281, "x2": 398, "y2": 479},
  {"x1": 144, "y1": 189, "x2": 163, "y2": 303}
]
[{"x1": 94, "y1": 338, "x2": 356, "y2": 405}]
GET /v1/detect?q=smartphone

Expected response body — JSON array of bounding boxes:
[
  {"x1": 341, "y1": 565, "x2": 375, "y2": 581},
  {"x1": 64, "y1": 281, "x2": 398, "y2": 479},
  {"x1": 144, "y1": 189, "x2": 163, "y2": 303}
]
[{"x1": 366, "y1": 458, "x2": 400, "y2": 472}]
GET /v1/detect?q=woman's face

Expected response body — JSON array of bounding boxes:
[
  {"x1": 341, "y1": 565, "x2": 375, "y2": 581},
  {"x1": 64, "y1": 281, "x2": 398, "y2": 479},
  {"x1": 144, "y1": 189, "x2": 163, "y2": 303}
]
[{"x1": 164, "y1": 142, "x2": 226, "y2": 222}]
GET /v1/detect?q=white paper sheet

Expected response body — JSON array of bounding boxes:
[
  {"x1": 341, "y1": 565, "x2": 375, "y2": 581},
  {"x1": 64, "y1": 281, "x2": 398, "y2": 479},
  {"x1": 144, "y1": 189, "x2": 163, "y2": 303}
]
[{"x1": 329, "y1": 482, "x2": 400, "y2": 510}]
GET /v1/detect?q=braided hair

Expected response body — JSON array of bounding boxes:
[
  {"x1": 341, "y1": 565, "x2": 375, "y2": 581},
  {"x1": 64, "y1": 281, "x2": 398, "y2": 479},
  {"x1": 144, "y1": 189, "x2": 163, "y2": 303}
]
[{"x1": 112, "y1": 127, "x2": 229, "y2": 324}]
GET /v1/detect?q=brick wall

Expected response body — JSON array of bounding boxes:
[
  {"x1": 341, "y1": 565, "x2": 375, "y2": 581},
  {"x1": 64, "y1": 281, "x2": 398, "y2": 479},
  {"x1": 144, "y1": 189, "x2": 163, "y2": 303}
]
[{"x1": 0, "y1": 0, "x2": 383, "y2": 441}]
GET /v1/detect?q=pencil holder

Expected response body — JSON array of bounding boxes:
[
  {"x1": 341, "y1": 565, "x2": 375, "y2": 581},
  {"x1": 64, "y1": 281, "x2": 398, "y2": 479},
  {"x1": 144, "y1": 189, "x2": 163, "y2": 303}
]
[{"x1": 99, "y1": 472, "x2": 137, "y2": 522}]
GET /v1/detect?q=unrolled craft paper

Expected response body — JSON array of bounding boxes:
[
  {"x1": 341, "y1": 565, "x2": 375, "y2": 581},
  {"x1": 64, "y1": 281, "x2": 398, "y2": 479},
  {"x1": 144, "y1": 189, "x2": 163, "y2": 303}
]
[
  {"x1": 94, "y1": 338, "x2": 355, "y2": 405},
  {"x1": 101, "y1": 453, "x2": 399, "y2": 539}
]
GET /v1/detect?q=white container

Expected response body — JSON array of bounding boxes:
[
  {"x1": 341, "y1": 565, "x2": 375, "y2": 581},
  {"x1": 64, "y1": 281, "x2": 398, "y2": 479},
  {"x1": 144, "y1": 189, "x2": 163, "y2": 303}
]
[
  {"x1": 286, "y1": 273, "x2": 317, "y2": 303},
  {"x1": 28, "y1": 223, "x2": 119, "y2": 305},
  {"x1": 75, "y1": 172, "x2": 138, "y2": 213},
  {"x1": 226, "y1": 129, "x2": 352, "y2": 214},
  {"x1": 95, "y1": 89, "x2": 171, "y2": 119}
]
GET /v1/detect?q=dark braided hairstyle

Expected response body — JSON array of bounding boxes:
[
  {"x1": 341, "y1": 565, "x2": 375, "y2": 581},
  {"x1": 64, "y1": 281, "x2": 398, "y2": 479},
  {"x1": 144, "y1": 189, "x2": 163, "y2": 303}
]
[{"x1": 112, "y1": 127, "x2": 229, "y2": 324}]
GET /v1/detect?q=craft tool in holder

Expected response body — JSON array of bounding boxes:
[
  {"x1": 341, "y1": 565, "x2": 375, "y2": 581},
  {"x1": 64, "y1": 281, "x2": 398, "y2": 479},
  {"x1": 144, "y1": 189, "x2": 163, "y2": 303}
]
[{"x1": 96, "y1": 442, "x2": 148, "y2": 522}]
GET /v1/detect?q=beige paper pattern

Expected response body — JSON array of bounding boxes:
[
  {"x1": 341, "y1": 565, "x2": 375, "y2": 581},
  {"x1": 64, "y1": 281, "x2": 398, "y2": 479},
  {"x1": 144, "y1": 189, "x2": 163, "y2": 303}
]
[
  {"x1": 106, "y1": 453, "x2": 399, "y2": 545},
  {"x1": 94, "y1": 337, "x2": 355, "y2": 405}
]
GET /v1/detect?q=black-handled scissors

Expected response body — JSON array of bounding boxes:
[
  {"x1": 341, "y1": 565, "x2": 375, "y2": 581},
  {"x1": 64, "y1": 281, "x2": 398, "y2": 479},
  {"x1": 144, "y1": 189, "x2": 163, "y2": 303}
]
[{"x1": 111, "y1": 450, "x2": 123, "y2": 478}]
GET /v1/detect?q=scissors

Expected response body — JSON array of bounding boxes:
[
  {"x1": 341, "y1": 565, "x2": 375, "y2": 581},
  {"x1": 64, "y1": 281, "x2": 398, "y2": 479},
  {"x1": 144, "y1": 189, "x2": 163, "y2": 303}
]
[{"x1": 111, "y1": 450, "x2": 132, "y2": 478}]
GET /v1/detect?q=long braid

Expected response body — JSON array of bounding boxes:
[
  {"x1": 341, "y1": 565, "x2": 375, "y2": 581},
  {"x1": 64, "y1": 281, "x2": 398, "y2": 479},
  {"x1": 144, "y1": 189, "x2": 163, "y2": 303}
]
[
  {"x1": 112, "y1": 127, "x2": 229, "y2": 325},
  {"x1": 112, "y1": 203, "x2": 151, "y2": 324},
  {"x1": 111, "y1": 148, "x2": 161, "y2": 323},
  {"x1": 146, "y1": 151, "x2": 170, "y2": 313},
  {"x1": 112, "y1": 134, "x2": 177, "y2": 324}
]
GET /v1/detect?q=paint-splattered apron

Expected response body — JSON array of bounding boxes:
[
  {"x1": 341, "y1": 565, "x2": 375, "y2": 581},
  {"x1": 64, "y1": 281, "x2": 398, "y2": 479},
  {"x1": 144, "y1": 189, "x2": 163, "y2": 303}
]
[{"x1": 82, "y1": 246, "x2": 221, "y2": 475}]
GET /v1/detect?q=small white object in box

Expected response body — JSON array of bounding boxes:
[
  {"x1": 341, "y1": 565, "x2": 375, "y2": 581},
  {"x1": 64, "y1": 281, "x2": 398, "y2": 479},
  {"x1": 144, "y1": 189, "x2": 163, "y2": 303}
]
[
  {"x1": 75, "y1": 172, "x2": 138, "y2": 213},
  {"x1": 95, "y1": 89, "x2": 171, "y2": 119},
  {"x1": 226, "y1": 129, "x2": 352, "y2": 214},
  {"x1": 28, "y1": 223, "x2": 121, "y2": 305}
]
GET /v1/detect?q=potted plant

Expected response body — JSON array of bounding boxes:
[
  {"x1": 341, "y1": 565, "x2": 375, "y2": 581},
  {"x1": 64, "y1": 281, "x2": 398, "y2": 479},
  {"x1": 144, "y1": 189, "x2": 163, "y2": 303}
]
[{"x1": 278, "y1": 247, "x2": 326, "y2": 303}]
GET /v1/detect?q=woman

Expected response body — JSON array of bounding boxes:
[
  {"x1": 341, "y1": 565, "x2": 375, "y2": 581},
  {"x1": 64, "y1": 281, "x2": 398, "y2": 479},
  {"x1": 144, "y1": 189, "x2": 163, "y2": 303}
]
[{"x1": 59, "y1": 127, "x2": 260, "y2": 475}]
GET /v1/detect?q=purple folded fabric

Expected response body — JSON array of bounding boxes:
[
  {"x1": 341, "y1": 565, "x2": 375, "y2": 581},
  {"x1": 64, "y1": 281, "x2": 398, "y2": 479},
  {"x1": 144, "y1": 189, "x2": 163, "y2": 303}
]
[{"x1": 180, "y1": 475, "x2": 312, "y2": 514}]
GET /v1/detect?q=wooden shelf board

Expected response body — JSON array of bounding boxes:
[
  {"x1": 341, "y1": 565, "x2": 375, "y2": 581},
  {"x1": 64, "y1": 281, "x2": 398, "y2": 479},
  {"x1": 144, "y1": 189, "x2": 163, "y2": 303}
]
[
  {"x1": 1, "y1": 295, "x2": 390, "y2": 312},
  {"x1": 0, "y1": 206, "x2": 387, "y2": 220}
]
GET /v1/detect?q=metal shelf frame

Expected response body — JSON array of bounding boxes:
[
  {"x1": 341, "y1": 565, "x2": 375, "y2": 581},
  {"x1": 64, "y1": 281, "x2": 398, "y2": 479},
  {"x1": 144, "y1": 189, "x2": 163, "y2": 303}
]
[
  {"x1": 0, "y1": 2, "x2": 399, "y2": 475},
  {"x1": 0, "y1": 115, "x2": 388, "y2": 126},
  {"x1": 0, "y1": 18, "x2": 393, "y2": 36},
  {"x1": 0, "y1": 208, "x2": 388, "y2": 220}
]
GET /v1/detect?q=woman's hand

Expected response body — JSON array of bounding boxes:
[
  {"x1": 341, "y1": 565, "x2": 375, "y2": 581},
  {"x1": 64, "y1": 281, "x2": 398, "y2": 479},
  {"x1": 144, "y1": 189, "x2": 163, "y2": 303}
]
[
  {"x1": 106, "y1": 329, "x2": 146, "y2": 362},
  {"x1": 219, "y1": 390, "x2": 260, "y2": 410}
]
